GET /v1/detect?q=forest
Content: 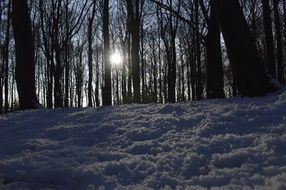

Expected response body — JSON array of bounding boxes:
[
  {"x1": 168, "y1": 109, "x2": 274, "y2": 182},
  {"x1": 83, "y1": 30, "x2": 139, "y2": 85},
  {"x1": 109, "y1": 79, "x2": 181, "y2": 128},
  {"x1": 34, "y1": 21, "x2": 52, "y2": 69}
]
[
  {"x1": 0, "y1": 0, "x2": 285, "y2": 112},
  {"x1": 1, "y1": 1, "x2": 286, "y2": 188}
]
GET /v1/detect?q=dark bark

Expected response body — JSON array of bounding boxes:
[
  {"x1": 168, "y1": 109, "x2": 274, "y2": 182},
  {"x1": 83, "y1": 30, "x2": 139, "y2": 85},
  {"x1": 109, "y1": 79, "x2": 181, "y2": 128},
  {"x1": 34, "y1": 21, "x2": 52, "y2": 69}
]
[
  {"x1": 283, "y1": 0, "x2": 286, "y2": 84},
  {"x1": 273, "y1": 0, "x2": 285, "y2": 84},
  {"x1": 167, "y1": 34, "x2": 176, "y2": 103},
  {"x1": 127, "y1": 0, "x2": 141, "y2": 103},
  {"x1": 141, "y1": 25, "x2": 146, "y2": 102},
  {"x1": 4, "y1": 0, "x2": 11, "y2": 112},
  {"x1": 116, "y1": 68, "x2": 120, "y2": 104},
  {"x1": 87, "y1": 3, "x2": 96, "y2": 107},
  {"x1": 152, "y1": 39, "x2": 158, "y2": 103},
  {"x1": 191, "y1": 36, "x2": 197, "y2": 101},
  {"x1": 0, "y1": 45, "x2": 3, "y2": 113},
  {"x1": 127, "y1": 29, "x2": 132, "y2": 103},
  {"x1": 47, "y1": 59, "x2": 53, "y2": 108},
  {"x1": 160, "y1": 0, "x2": 179, "y2": 103},
  {"x1": 0, "y1": 0, "x2": 2, "y2": 113},
  {"x1": 185, "y1": 38, "x2": 191, "y2": 101},
  {"x1": 249, "y1": 0, "x2": 257, "y2": 37},
  {"x1": 282, "y1": 0, "x2": 286, "y2": 85},
  {"x1": 180, "y1": 43, "x2": 185, "y2": 101},
  {"x1": 206, "y1": 0, "x2": 225, "y2": 99},
  {"x1": 64, "y1": 1, "x2": 69, "y2": 108},
  {"x1": 54, "y1": 63, "x2": 63, "y2": 108},
  {"x1": 262, "y1": 0, "x2": 276, "y2": 78},
  {"x1": 12, "y1": 0, "x2": 38, "y2": 109},
  {"x1": 215, "y1": 0, "x2": 277, "y2": 97},
  {"x1": 158, "y1": 40, "x2": 163, "y2": 103},
  {"x1": 54, "y1": 40, "x2": 63, "y2": 108},
  {"x1": 103, "y1": 0, "x2": 112, "y2": 106},
  {"x1": 95, "y1": 46, "x2": 100, "y2": 106},
  {"x1": 75, "y1": 47, "x2": 83, "y2": 108},
  {"x1": 87, "y1": 18, "x2": 93, "y2": 107},
  {"x1": 39, "y1": 0, "x2": 53, "y2": 108},
  {"x1": 195, "y1": 0, "x2": 203, "y2": 100},
  {"x1": 122, "y1": 47, "x2": 127, "y2": 104},
  {"x1": 53, "y1": 0, "x2": 64, "y2": 108}
]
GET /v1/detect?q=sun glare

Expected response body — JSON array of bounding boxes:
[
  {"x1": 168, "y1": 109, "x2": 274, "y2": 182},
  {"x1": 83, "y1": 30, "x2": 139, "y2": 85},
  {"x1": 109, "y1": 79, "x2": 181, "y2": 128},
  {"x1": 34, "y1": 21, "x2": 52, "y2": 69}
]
[{"x1": 110, "y1": 53, "x2": 122, "y2": 66}]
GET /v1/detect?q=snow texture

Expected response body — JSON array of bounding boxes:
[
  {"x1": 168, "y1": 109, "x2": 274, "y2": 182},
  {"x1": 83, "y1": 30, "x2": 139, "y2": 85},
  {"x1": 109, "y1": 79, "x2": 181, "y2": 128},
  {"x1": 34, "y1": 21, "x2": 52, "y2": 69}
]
[{"x1": 0, "y1": 90, "x2": 286, "y2": 189}]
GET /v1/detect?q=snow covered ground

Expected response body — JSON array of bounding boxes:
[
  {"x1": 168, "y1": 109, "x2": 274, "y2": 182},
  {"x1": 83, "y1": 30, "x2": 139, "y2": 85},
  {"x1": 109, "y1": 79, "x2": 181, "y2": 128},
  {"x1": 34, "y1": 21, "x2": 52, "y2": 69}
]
[{"x1": 0, "y1": 90, "x2": 286, "y2": 190}]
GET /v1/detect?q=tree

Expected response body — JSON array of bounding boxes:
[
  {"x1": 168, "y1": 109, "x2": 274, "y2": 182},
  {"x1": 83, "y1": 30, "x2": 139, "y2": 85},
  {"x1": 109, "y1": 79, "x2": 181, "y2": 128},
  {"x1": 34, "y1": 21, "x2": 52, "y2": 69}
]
[
  {"x1": 215, "y1": 0, "x2": 277, "y2": 97},
  {"x1": 273, "y1": 0, "x2": 284, "y2": 84},
  {"x1": 157, "y1": 0, "x2": 180, "y2": 103},
  {"x1": 262, "y1": 0, "x2": 276, "y2": 78},
  {"x1": 4, "y1": 0, "x2": 11, "y2": 112},
  {"x1": 102, "y1": 0, "x2": 112, "y2": 106},
  {"x1": 127, "y1": 0, "x2": 141, "y2": 103},
  {"x1": 194, "y1": 0, "x2": 203, "y2": 100},
  {"x1": 87, "y1": 1, "x2": 96, "y2": 107},
  {"x1": 0, "y1": 1, "x2": 3, "y2": 113},
  {"x1": 205, "y1": 0, "x2": 225, "y2": 99},
  {"x1": 11, "y1": 0, "x2": 38, "y2": 109}
]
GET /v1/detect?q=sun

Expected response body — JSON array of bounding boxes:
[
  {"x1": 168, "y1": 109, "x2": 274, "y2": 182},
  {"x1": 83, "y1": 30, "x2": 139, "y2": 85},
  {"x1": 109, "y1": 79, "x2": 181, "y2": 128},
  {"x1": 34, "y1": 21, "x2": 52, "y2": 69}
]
[{"x1": 110, "y1": 52, "x2": 122, "y2": 66}]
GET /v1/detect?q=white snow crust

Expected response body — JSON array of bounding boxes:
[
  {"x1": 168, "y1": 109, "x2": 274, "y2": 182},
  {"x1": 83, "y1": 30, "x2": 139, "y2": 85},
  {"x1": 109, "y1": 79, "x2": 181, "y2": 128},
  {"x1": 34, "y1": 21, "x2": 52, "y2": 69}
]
[{"x1": 0, "y1": 90, "x2": 286, "y2": 189}]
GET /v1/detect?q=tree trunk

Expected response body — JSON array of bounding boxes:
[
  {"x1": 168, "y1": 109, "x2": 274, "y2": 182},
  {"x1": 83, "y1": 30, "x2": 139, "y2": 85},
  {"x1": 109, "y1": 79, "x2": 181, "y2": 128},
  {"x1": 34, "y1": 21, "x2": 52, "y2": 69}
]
[
  {"x1": 12, "y1": 0, "x2": 38, "y2": 109},
  {"x1": 87, "y1": 2, "x2": 96, "y2": 107},
  {"x1": 168, "y1": 34, "x2": 176, "y2": 103},
  {"x1": 95, "y1": 46, "x2": 100, "y2": 106},
  {"x1": 158, "y1": 40, "x2": 163, "y2": 103},
  {"x1": 103, "y1": 0, "x2": 112, "y2": 106},
  {"x1": 283, "y1": 0, "x2": 286, "y2": 85},
  {"x1": 127, "y1": 31, "x2": 132, "y2": 103},
  {"x1": 262, "y1": 0, "x2": 276, "y2": 78},
  {"x1": 122, "y1": 48, "x2": 127, "y2": 104},
  {"x1": 215, "y1": 0, "x2": 277, "y2": 97},
  {"x1": 273, "y1": 0, "x2": 285, "y2": 84},
  {"x1": 47, "y1": 58, "x2": 53, "y2": 108},
  {"x1": 152, "y1": 40, "x2": 158, "y2": 103},
  {"x1": 64, "y1": 1, "x2": 69, "y2": 108},
  {"x1": 127, "y1": 0, "x2": 141, "y2": 103},
  {"x1": 87, "y1": 17, "x2": 94, "y2": 107},
  {"x1": 4, "y1": 0, "x2": 11, "y2": 112},
  {"x1": 195, "y1": 0, "x2": 203, "y2": 100},
  {"x1": 191, "y1": 32, "x2": 197, "y2": 101},
  {"x1": 206, "y1": 0, "x2": 225, "y2": 99},
  {"x1": 0, "y1": 45, "x2": 3, "y2": 113}
]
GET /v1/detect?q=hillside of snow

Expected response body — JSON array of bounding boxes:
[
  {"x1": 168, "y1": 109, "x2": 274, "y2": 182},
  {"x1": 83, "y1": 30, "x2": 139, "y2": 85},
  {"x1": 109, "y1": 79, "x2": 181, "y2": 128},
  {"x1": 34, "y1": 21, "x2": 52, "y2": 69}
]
[{"x1": 0, "y1": 91, "x2": 286, "y2": 190}]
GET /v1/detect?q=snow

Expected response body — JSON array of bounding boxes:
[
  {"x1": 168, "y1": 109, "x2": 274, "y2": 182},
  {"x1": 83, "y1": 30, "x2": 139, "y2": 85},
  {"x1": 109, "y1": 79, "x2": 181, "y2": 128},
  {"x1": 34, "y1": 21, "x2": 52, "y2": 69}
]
[{"x1": 0, "y1": 90, "x2": 286, "y2": 190}]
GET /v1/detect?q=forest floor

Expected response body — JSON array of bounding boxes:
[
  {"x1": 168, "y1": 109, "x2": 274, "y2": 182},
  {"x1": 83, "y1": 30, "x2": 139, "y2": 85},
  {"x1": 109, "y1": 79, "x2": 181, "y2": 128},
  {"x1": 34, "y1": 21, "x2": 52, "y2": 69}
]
[{"x1": 0, "y1": 89, "x2": 286, "y2": 190}]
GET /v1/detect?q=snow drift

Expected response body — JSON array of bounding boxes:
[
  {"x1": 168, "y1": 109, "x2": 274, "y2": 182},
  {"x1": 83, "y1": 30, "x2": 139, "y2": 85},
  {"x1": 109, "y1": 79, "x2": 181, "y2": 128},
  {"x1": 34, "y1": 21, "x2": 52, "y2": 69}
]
[{"x1": 0, "y1": 91, "x2": 286, "y2": 189}]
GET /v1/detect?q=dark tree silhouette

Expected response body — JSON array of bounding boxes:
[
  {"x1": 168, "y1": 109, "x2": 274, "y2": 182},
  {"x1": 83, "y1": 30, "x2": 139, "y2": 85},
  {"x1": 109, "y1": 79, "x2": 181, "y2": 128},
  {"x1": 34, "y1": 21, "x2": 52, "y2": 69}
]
[
  {"x1": 4, "y1": 0, "x2": 11, "y2": 112},
  {"x1": 12, "y1": 0, "x2": 38, "y2": 109},
  {"x1": 87, "y1": 1, "x2": 96, "y2": 107},
  {"x1": 127, "y1": 0, "x2": 141, "y2": 103},
  {"x1": 262, "y1": 0, "x2": 276, "y2": 78},
  {"x1": 215, "y1": 0, "x2": 277, "y2": 97},
  {"x1": 206, "y1": 0, "x2": 225, "y2": 99},
  {"x1": 273, "y1": 0, "x2": 284, "y2": 84},
  {"x1": 103, "y1": 0, "x2": 112, "y2": 106},
  {"x1": 1, "y1": 0, "x2": 284, "y2": 111}
]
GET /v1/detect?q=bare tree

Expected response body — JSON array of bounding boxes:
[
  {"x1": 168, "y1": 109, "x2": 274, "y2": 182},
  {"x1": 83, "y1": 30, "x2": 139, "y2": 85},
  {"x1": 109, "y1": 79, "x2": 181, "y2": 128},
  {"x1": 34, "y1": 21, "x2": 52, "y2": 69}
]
[
  {"x1": 205, "y1": 0, "x2": 225, "y2": 99},
  {"x1": 215, "y1": 0, "x2": 277, "y2": 96},
  {"x1": 12, "y1": 0, "x2": 38, "y2": 109},
  {"x1": 262, "y1": 0, "x2": 276, "y2": 78},
  {"x1": 87, "y1": 1, "x2": 96, "y2": 107},
  {"x1": 102, "y1": 0, "x2": 112, "y2": 106},
  {"x1": 127, "y1": 0, "x2": 142, "y2": 103}
]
